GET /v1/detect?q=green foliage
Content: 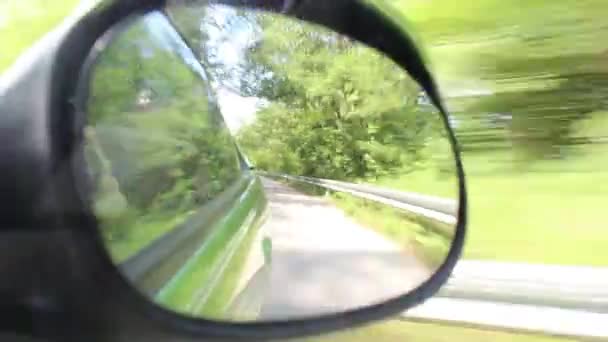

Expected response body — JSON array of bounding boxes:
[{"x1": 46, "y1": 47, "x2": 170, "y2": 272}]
[
  {"x1": 85, "y1": 13, "x2": 242, "y2": 258},
  {"x1": 235, "y1": 13, "x2": 446, "y2": 180}
]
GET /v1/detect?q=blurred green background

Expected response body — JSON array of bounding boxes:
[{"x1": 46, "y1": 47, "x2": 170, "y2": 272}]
[
  {"x1": 398, "y1": 0, "x2": 608, "y2": 266},
  {"x1": 0, "y1": 0, "x2": 80, "y2": 74},
  {"x1": 4, "y1": 0, "x2": 605, "y2": 340}
]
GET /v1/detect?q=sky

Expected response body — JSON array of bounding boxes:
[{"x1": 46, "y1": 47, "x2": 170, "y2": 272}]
[
  {"x1": 205, "y1": 5, "x2": 263, "y2": 133},
  {"x1": 217, "y1": 87, "x2": 261, "y2": 132}
]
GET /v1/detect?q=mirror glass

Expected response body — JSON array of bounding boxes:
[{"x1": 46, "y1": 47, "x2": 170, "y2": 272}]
[{"x1": 82, "y1": 2, "x2": 460, "y2": 322}]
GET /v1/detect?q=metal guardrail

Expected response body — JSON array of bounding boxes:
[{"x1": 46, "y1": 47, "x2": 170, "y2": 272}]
[
  {"x1": 267, "y1": 172, "x2": 608, "y2": 339},
  {"x1": 413, "y1": 261, "x2": 608, "y2": 339},
  {"x1": 403, "y1": 297, "x2": 608, "y2": 340},
  {"x1": 268, "y1": 173, "x2": 458, "y2": 236},
  {"x1": 439, "y1": 261, "x2": 608, "y2": 313}
]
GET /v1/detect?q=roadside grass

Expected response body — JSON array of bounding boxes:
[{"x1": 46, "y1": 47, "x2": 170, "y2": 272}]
[
  {"x1": 365, "y1": 138, "x2": 608, "y2": 266},
  {"x1": 330, "y1": 192, "x2": 451, "y2": 268},
  {"x1": 0, "y1": 0, "x2": 80, "y2": 74},
  {"x1": 460, "y1": 148, "x2": 608, "y2": 265},
  {"x1": 299, "y1": 320, "x2": 578, "y2": 342},
  {"x1": 372, "y1": 169, "x2": 459, "y2": 199}
]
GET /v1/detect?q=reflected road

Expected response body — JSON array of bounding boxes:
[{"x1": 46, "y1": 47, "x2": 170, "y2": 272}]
[{"x1": 240, "y1": 178, "x2": 431, "y2": 320}]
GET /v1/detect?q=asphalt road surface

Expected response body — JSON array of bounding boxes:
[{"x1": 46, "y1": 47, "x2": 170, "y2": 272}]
[{"x1": 241, "y1": 178, "x2": 432, "y2": 320}]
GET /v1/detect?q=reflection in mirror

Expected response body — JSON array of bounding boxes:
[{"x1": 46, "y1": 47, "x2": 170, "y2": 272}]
[
  {"x1": 84, "y1": 11, "x2": 269, "y2": 319},
  {"x1": 83, "y1": 2, "x2": 460, "y2": 322}
]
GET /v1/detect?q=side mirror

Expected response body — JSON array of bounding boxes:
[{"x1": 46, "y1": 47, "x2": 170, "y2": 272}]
[{"x1": 47, "y1": 0, "x2": 466, "y2": 339}]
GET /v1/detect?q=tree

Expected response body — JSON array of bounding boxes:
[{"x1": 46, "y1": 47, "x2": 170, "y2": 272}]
[
  {"x1": 86, "y1": 13, "x2": 241, "y2": 242},
  {"x1": 233, "y1": 11, "x2": 446, "y2": 179}
]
